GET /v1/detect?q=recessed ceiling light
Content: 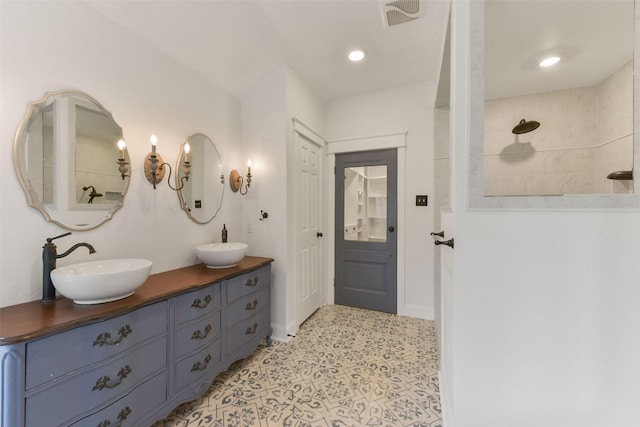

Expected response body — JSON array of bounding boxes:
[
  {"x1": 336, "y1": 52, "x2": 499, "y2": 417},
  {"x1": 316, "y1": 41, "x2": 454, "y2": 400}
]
[
  {"x1": 539, "y1": 56, "x2": 561, "y2": 68},
  {"x1": 348, "y1": 49, "x2": 366, "y2": 62}
]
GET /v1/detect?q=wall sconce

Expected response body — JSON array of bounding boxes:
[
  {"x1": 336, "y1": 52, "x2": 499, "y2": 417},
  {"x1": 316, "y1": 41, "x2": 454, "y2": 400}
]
[
  {"x1": 143, "y1": 134, "x2": 191, "y2": 190},
  {"x1": 230, "y1": 159, "x2": 252, "y2": 195},
  {"x1": 116, "y1": 139, "x2": 129, "y2": 180}
]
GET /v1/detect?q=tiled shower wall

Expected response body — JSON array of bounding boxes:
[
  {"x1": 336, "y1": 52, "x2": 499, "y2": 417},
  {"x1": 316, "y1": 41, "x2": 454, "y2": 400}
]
[
  {"x1": 434, "y1": 106, "x2": 450, "y2": 216},
  {"x1": 484, "y1": 60, "x2": 633, "y2": 196}
]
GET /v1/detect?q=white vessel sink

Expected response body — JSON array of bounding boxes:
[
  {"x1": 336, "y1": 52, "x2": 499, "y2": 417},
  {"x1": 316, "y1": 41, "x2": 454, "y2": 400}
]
[
  {"x1": 196, "y1": 242, "x2": 248, "y2": 269},
  {"x1": 51, "y1": 258, "x2": 152, "y2": 304}
]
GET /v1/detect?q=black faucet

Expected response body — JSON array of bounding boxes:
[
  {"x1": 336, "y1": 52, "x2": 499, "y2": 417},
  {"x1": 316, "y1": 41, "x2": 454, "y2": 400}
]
[
  {"x1": 42, "y1": 232, "x2": 96, "y2": 303},
  {"x1": 82, "y1": 186, "x2": 103, "y2": 204}
]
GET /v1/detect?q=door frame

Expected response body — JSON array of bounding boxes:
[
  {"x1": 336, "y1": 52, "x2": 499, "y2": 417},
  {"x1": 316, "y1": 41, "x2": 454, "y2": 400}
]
[{"x1": 326, "y1": 133, "x2": 407, "y2": 315}]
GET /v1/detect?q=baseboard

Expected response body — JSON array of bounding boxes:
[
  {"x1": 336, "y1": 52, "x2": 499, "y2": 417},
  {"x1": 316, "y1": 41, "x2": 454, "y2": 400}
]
[
  {"x1": 270, "y1": 323, "x2": 291, "y2": 343},
  {"x1": 403, "y1": 304, "x2": 435, "y2": 320},
  {"x1": 438, "y1": 369, "x2": 453, "y2": 427}
]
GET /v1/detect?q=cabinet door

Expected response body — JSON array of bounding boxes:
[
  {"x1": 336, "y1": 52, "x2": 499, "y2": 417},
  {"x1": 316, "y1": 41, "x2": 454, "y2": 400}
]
[
  {"x1": 225, "y1": 308, "x2": 270, "y2": 358},
  {"x1": 25, "y1": 337, "x2": 166, "y2": 427},
  {"x1": 174, "y1": 339, "x2": 221, "y2": 391},
  {"x1": 225, "y1": 285, "x2": 269, "y2": 328},
  {"x1": 226, "y1": 267, "x2": 269, "y2": 302},
  {"x1": 70, "y1": 373, "x2": 166, "y2": 427},
  {"x1": 175, "y1": 283, "x2": 221, "y2": 325},
  {"x1": 175, "y1": 311, "x2": 221, "y2": 359},
  {"x1": 26, "y1": 302, "x2": 166, "y2": 391}
]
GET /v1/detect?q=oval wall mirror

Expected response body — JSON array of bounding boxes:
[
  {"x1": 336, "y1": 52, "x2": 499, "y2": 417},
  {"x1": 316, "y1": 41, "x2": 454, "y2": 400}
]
[
  {"x1": 176, "y1": 133, "x2": 224, "y2": 224},
  {"x1": 13, "y1": 90, "x2": 130, "y2": 230}
]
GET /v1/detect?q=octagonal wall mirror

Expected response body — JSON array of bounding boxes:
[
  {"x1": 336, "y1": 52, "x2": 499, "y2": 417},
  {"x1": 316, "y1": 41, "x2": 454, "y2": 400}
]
[
  {"x1": 468, "y1": 0, "x2": 640, "y2": 208},
  {"x1": 14, "y1": 90, "x2": 130, "y2": 230},
  {"x1": 177, "y1": 133, "x2": 224, "y2": 224}
]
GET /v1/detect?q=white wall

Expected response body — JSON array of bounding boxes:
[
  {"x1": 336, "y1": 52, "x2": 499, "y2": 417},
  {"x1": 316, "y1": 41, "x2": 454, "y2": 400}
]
[
  {"x1": 446, "y1": 1, "x2": 640, "y2": 425},
  {"x1": 239, "y1": 65, "x2": 325, "y2": 339},
  {"x1": 0, "y1": 1, "x2": 244, "y2": 307},
  {"x1": 326, "y1": 83, "x2": 436, "y2": 319}
]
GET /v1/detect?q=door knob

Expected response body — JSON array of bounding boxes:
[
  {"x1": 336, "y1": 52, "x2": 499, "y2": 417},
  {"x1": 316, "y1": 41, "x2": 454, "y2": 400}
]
[
  {"x1": 388, "y1": 226, "x2": 395, "y2": 232},
  {"x1": 434, "y1": 238, "x2": 454, "y2": 249},
  {"x1": 317, "y1": 232, "x2": 323, "y2": 237}
]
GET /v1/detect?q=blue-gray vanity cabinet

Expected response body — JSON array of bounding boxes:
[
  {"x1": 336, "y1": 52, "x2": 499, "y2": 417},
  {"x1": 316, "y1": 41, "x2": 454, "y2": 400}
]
[{"x1": 0, "y1": 258, "x2": 273, "y2": 427}]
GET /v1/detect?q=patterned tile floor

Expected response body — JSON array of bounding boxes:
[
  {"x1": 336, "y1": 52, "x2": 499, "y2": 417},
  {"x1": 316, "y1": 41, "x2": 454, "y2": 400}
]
[{"x1": 153, "y1": 304, "x2": 442, "y2": 427}]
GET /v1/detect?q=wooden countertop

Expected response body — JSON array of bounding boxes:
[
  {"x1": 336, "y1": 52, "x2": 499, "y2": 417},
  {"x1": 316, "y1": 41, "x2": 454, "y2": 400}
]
[{"x1": 0, "y1": 256, "x2": 273, "y2": 345}]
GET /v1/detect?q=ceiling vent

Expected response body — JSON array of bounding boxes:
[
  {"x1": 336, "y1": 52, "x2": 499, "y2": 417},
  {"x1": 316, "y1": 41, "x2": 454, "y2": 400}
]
[{"x1": 380, "y1": 0, "x2": 420, "y2": 27}]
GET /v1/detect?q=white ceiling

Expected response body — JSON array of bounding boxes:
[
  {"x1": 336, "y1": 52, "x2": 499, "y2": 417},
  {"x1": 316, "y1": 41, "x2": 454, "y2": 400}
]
[
  {"x1": 86, "y1": 0, "x2": 631, "y2": 105},
  {"x1": 485, "y1": 0, "x2": 634, "y2": 100},
  {"x1": 87, "y1": 0, "x2": 452, "y2": 102}
]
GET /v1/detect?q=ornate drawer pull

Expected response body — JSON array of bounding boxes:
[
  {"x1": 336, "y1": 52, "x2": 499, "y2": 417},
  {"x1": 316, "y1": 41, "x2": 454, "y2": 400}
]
[
  {"x1": 245, "y1": 322, "x2": 258, "y2": 335},
  {"x1": 97, "y1": 406, "x2": 132, "y2": 427},
  {"x1": 191, "y1": 324, "x2": 213, "y2": 340},
  {"x1": 245, "y1": 275, "x2": 259, "y2": 287},
  {"x1": 191, "y1": 294, "x2": 212, "y2": 309},
  {"x1": 93, "y1": 325, "x2": 132, "y2": 347},
  {"x1": 92, "y1": 365, "x2": 132, "y2": 391},
  {"x1": 191, "y1": 354, "x2": 212, "y2": 372},
  {"x1": 245, "y1": 299, "x2": 258, "y2": 311}
]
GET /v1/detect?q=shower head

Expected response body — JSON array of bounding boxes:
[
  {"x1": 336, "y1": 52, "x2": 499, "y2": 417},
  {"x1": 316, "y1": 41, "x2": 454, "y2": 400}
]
[{"x1": 512, "y1": 118, "x2": 540, "y2": 134}]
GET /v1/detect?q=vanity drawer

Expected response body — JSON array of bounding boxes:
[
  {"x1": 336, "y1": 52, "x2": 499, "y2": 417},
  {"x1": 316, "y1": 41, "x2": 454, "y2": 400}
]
[
  {"x1": 70, "y1": 371, "x2": 166, "y2": 427},
  {"x1": 26, "y1": 301, "x2": 166, "y2": 390},
  {"x1": 175, "y1": 283, "x2": 221, "y2": 325},
  {"x1": 25, "y1": 336, "x2": 166, "y2": 427},
  {"x1": 226, "y1": 285, "x2": 269, "y2": 328},
  {"x1": 175, "y1": 310, "x2": 221, "y2": 359},
  {"x1": 225, "y1": 308, "x2": 270, "y2": 357},
  {"x1": 226, "y1": 266, "x2": 269, "y2": 303},
  {"x1": 175, "y1": 338, "x2": 221, "y2": 391}
]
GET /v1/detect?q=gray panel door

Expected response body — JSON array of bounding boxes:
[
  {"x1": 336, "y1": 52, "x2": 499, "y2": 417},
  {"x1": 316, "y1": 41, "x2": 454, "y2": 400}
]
[{"x1": 335, "y1": 149, "x2": 397, "y2": 314}]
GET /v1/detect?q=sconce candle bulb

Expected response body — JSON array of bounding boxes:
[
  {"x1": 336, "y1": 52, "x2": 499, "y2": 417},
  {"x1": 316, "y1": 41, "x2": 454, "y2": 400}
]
[
  {"x1": 117, "y1": 139, "x2": 126, "y2": 159},
  {"x1": 184, "y1": 142, "x2": 191, "y2": 162},
  {"x1": 150, "y1": 134, "x2": 158, "y2": 154}
]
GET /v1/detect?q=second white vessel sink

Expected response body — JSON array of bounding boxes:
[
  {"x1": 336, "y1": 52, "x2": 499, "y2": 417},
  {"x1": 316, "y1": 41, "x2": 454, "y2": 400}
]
[
  {"x1": 50, "y1": 258, "x2": 152, "y2": 304},
  {"x1": 196, "y1": 242, "x2": 248, "y2": 269}
]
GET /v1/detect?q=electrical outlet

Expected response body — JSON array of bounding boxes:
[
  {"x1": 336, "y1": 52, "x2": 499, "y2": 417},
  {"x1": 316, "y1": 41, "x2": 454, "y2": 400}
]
[
  {"x1": 195, "y1": 200, "x2": 202, "y2": 208},
  {"x1": 416, "y1": 195, "x2": 428, "y2": 206}
]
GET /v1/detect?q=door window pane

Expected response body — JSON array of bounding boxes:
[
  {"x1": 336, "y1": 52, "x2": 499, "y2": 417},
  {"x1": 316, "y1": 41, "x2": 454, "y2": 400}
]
[{"x1": 344, "y1": 165, "x2": 387, "y2": 242}]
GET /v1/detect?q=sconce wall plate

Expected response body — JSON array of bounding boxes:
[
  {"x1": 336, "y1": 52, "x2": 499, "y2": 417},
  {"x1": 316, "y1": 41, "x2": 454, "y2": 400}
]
[
  {"x1": 117, "y1": 158, "x2": 129, "y2": 180},
  {"x1": 144, "y1": 152, "x2": 166, "y2": 185},
  {"x1": 229, "y1": 169, "x2": 241, "y2": 192}
]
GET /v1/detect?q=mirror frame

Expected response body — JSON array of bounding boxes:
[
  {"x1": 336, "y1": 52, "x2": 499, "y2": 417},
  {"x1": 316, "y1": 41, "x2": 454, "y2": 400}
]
[
  {"x1": 176, "y1": 133, "x2": 224, "y2": 224},
  {"x1": 13, "y1": 89, "x2": 130, "y2": 230},
  {"x1": 468, "y1": 0, "x2": 640, "y2": 209}
]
